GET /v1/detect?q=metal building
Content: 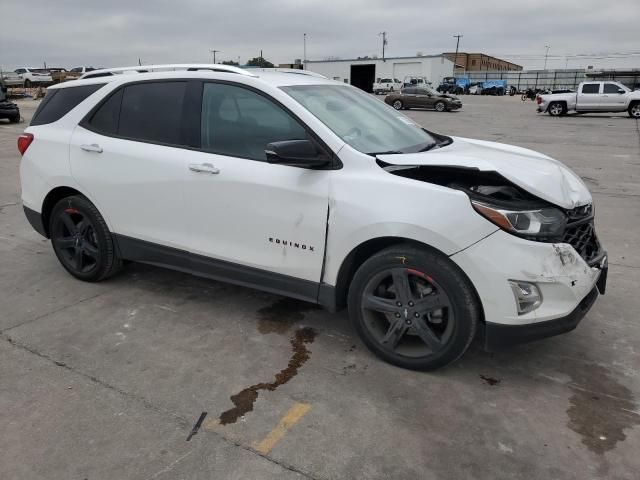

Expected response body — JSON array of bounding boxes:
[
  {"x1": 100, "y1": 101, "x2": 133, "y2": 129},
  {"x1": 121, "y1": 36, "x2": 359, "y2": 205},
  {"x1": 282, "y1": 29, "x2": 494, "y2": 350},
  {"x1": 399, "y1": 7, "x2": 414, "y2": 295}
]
[{"x1": 305, "y1": 55, "x2": 455, "y2": 92}]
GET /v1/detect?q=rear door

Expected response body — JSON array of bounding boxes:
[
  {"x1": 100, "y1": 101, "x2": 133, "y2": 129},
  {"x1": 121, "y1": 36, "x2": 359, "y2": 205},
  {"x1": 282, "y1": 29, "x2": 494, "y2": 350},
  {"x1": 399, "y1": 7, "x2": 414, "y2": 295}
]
[
  {"x1": 600, "y1": 82, "x2": 627, "y2": 111},
  {"x1": 576, "y1": 83, "x2": 603, "y2": 111},
  {"x1": 401, "y1": 87, "x2": 419, "y2": 107},
  {"x1": 70, "y1": 80, "x2": 191, "y2": 250}
]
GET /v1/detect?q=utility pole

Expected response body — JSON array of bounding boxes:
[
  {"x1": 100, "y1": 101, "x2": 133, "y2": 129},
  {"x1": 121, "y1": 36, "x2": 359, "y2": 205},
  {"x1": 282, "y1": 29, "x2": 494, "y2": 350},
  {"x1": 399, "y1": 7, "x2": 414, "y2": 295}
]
[
  {"x1": 544, "y1": 45, "x2": 551, "y2": 70},
  {"x1": 210, "y1": 49, "x2": 221, "y2": 64},
  {"x1": 260, "y1": 49, "x2": 263, "y2": 67},
  {"x1": 378, "y1": 32, "x2": 388, "y2": 61},
  {"x1": 453, "y1": 34, "x2": 463, "y2": 74},
  {"x1": 303, "y1": 33, "x2": 307, "y2": 69}
]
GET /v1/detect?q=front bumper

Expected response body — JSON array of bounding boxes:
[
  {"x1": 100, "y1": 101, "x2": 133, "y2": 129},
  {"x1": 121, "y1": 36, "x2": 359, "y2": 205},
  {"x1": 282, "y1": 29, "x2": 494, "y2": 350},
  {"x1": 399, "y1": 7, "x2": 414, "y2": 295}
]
[
  {"x1": 483, "y1": 286, "x2": 599, "y2": 350},
  {"x1": 450, "y1": 229, "x2": 607, "y2": 347}
]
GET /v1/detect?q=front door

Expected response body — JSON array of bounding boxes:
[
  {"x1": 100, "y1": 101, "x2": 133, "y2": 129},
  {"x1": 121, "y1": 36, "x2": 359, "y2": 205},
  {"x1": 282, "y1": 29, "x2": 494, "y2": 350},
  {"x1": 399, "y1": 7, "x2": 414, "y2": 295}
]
[
  {"x1": 183, "y1": 82, "x2": 330, "y2": 297},
  {"x1": 600, "y1": 82, "x2": 627, "y2": 111}
]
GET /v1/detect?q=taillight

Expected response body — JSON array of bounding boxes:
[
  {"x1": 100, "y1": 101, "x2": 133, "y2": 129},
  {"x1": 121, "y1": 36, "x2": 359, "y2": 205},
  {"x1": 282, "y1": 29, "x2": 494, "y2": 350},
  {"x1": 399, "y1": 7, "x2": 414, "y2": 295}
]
[
  {"x1": 17, "y1": 133, "x2": 34, "y2": 156},
  {"x1": 536, "y1": 96, "x2": 542, "y2": 104}
]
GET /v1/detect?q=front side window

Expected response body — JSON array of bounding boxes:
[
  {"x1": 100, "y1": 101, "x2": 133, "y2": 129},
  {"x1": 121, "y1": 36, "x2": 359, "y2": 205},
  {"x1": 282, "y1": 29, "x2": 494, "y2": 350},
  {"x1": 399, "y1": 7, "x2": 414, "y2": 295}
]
[
  {"x1": 603, "y1": 83, "x2": 628, "y2": 94},
  {"x1": 581, "y1": 83, "x2": 600, "y2": 94},
  {"x1": 282, "y1": 84, "x2": 437, "y2": 155},
  {"x1": 201, "y1": 83, "x2": 307, "y2": 161},
  {"x1": 118, "y1": 82, "x2": 187, "y2": 145}
]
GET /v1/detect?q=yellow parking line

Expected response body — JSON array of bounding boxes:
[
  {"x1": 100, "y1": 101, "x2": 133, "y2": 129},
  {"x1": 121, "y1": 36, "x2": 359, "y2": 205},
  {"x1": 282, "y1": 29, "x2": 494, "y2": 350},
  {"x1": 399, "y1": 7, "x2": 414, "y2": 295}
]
[{"x1": 254, "y1": 402, "x2": 311, "y2": 455}]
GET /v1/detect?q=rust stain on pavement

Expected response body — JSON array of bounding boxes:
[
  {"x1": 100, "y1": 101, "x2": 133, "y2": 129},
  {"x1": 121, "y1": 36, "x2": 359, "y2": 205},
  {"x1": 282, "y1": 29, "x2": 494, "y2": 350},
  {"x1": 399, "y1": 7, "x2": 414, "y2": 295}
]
[{"x1": 218, "y1": 327, "x2": 317, "y2": 425}]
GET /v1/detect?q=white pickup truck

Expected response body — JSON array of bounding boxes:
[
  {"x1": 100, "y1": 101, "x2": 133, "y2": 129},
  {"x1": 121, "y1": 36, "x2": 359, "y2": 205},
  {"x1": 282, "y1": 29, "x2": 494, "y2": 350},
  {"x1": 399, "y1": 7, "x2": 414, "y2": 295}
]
[
  {"x1": 537, "y1": 81, "x2": 640, "y2": 118},
  {"x1": 373, "y1": 77, "x2": 402, "y2": 94}
]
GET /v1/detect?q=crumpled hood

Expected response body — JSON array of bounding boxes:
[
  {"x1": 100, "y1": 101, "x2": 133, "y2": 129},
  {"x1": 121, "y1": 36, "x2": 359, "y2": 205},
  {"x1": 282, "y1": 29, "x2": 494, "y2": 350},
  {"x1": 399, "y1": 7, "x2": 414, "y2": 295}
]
[{"x1": 377, "y1": 136, "x2": 591, "y2": 209}]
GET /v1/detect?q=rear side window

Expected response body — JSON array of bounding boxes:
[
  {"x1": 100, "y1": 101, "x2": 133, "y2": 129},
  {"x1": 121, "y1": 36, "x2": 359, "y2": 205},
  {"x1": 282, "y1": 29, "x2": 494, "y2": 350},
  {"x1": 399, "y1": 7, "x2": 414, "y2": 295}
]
[
  {"x1": 31, "y1": 84, "x2": 104, "y2": 126},
  {"x1": 581, "y1": 83, "x2": 600, "y2": 94},
  {"x1": 88, "y1": 89, "x2": 123, "y2": 135},
  {"x1": 118, "y1": 82, "x2": 187, "y2": 145}
]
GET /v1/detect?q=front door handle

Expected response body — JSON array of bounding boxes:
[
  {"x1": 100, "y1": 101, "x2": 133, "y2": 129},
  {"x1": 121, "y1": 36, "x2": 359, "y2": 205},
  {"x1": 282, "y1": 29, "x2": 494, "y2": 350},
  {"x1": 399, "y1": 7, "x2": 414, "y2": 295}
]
[
  {"x1": 189, "y1": 163, "x2": 220, "y2": 174},
  {"x1": 80, "y1": 143, "x2": 103, "y2": 153}
]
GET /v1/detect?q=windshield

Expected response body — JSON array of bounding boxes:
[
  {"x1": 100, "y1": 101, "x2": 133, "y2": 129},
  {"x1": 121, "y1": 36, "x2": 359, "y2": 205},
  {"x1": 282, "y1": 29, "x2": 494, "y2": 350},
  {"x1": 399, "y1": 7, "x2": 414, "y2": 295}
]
[{"x1": 282, "y1": 84, "x2": 436, "y2": 155}]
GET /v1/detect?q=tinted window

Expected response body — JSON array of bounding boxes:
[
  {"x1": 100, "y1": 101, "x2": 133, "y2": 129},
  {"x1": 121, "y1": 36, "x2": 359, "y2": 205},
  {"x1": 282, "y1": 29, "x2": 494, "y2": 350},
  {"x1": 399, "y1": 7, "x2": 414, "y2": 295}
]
[
  {"x1": 118, "y1": 82, "x2": 187, "y2": 145},
  {"x1": 603, "y1": 83, "x2": 621, "y2": 94},
  {"x1": 88, "y1": 89, "x2": 123, "y2": 135},
  {"x1": 31, "y1": 84, "x2": 104, "y2": 126},
  {"x1": 201, "y1": 83, "x2": 306, "y2": 161},
  {"x1": 581, "y1": 83, "x2": 600, "y2": 94}
]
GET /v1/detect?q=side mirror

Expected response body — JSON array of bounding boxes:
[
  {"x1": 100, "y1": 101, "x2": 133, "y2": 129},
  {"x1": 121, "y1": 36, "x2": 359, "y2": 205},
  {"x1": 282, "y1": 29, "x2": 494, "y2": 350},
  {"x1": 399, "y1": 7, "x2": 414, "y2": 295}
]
[
  {"x1": 618, "y1": 89, "x2": 625, "y2": 94},
  {"x1": 265, "y1": 140, "x2": 331, "y2": 169}
]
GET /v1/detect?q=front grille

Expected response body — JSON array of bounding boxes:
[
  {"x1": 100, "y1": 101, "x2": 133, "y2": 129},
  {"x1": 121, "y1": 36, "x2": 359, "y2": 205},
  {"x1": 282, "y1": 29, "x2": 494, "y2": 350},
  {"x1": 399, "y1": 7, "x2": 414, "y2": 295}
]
[{"x1": 562, "y1": 205, "x2": 601, "y2": 264}]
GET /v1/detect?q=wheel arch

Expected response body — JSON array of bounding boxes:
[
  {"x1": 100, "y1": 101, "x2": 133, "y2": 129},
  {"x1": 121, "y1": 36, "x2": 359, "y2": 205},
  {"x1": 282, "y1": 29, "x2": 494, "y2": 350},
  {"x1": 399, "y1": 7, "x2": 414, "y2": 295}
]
[
  {"x1": 40, "y1": 186, "x2": 108, "y2": 237},
  {"x1": 327, "y1": 236, "x2": 486, "y2": 324}
]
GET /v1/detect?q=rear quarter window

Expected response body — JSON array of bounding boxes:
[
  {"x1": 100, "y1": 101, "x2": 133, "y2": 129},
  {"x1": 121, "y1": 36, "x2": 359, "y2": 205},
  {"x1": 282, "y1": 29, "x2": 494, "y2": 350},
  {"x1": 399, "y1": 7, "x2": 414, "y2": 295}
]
[{"x1": 30, "y1": 84, "x2": 105, "y2": 126}]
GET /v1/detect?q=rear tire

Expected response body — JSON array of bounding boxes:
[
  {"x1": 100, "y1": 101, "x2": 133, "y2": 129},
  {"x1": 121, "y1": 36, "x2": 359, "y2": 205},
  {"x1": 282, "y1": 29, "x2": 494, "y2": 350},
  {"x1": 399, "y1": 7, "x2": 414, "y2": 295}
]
[
  {"x1": 10, "y1": 115, "x2": 20, "y2": 123},
  {"x1": 434, "y1": 101, "x2": 446, "y2": 112},
  {"x1": 24, "y1": 79, "x2": 32, "y2": 88},
  {"x1": 347, "y1": 245, "x2": 480, "y2": 370},
  {"x1": 629, "y1": 102, "x2": 640, "y2": 118},
  {"x1": 548, "y1": 102, "x2": 565, "y2": 116},
  {"x1": 50, "y1": 195, "x2": 122, "y2": 282},
  {"x1": 392, "y1": 100, "x2": 403, "y2": 110}
]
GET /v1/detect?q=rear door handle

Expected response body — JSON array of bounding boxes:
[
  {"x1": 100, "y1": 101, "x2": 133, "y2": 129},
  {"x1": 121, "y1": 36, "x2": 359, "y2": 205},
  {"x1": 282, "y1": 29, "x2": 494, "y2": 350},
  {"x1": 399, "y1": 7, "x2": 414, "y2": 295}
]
[
  {"x1": 189, "y1": 162, "x2": 220, "y2": 174},
  {"x1": 80, "y1": 143, "x2": 103, "y2": 153}
]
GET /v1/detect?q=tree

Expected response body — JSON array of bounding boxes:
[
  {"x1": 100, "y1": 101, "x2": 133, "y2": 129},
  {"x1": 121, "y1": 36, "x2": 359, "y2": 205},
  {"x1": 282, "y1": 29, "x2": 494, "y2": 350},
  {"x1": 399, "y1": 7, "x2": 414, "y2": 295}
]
[
  {"x1": 246, "y1": 56, "x2": 274, "y2": 68},
  {"x1": 221, "y1": 60, "x2": 239, "y2": 66}
]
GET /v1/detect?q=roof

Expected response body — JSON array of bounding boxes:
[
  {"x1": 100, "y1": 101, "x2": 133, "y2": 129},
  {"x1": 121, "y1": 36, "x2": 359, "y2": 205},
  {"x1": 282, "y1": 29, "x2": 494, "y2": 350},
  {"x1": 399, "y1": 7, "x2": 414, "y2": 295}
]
[
  {"x1": 305, "y1": 54, "x2": 445, "y2": 63},
  {"x1": 49, "y1": 64, "x2": 335, "y2": 90}
]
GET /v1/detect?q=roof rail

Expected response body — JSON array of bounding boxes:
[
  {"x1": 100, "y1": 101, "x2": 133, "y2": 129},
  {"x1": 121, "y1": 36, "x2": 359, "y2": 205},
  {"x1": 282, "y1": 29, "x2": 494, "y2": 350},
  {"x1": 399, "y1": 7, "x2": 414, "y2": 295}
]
[
  {"x1": 79, "y1": 63, "x2": 258, "y2": 80},
  {"x1": 247, "y1": 68, "x2": 327, "y2": 79}
]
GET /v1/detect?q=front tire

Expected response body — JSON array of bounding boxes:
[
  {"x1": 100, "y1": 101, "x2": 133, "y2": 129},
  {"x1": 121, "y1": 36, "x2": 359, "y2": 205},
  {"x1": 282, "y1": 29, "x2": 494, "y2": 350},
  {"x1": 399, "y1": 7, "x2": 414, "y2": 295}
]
[
  {"x1": 548, "y1": 101, "x2": 565, "y2": 116},
  {"x1": 50, "y1": 195, "x2": 122, "y2": 282},
  {"x1": 348, "y1": 245, "x2": 480, "y2": 370},
  {"x1": 629, "y1": 102, "x2": 640, "y2": 118},
  {"x1": 392, "y1": 100, "x2": 403, "y2": 110},
  {"x1": 434, "y1": 101, "x2": 446, "y2": 112},
  {"x1": 24, "y1": 79, "x2": 32, "y2": 88}
]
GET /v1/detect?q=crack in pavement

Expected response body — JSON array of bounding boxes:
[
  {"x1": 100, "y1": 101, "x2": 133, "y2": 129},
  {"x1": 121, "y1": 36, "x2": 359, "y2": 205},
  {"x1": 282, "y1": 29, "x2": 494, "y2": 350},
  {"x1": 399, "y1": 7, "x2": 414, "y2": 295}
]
[
  {"x1": 0, "y1": 292, "x2": 105, "y2": 333},
  {"x1": 1, "y1": 333, "x2": 321, "y2": 480}
]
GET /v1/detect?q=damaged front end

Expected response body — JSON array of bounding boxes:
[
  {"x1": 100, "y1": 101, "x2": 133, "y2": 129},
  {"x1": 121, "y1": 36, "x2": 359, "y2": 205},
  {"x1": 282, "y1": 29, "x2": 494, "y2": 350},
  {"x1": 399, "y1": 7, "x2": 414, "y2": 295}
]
[{"x1": 381, "y1": 164, "x2": 604, "y2": 269}]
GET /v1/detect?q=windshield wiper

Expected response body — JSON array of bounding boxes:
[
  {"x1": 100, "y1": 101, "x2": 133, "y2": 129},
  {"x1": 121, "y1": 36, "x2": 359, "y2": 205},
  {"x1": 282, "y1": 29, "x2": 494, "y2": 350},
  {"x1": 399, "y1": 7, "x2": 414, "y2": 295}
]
[{"x1": 368, "y1": 150, "x2": 404, "y2": 156}]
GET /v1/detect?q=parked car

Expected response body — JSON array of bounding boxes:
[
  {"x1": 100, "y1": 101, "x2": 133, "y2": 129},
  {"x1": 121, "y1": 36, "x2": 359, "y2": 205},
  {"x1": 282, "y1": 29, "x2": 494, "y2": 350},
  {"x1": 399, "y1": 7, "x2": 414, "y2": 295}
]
[
  {"x1": 386, "y1": 86, "x2": 462, "y2": 112},
  {"x1": 18, "y1": 64, "x2": 607, "y2": 370},
  {"x1": 14, "y1": 68, "x2": 53, "y2": 87},
  {"x1": 537, "y1": 81, "x2": 640, "y2": 117},
  {"x1": 373, "y1": 77, "x2": 402, "y2": 94},
  {"x1": 1, "y1": 70, "x2": 23, "y2": 87},
  {"x1": 468, "y1": 82, "x2": 482, "y2": 95},
  {"x1": 0, "y1": 81, "x2": 20, "y2": 123},
  {"x1": 437, "y1": 76, "x2": 469, "y2": 95}
]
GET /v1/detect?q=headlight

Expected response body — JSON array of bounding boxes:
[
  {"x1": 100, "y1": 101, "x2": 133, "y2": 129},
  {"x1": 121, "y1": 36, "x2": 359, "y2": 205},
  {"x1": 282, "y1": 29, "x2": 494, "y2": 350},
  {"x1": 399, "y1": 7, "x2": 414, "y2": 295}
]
[{"x1": 471, "y1": 200, "x2": 566, "y2": 238}]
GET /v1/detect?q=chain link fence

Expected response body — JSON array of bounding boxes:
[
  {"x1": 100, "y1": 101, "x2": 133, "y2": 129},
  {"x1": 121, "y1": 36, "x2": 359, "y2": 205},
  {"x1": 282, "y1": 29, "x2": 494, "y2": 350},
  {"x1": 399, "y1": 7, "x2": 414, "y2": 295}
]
[{"x1": 456, "y1": 69, "x2": 640, "y2": 91}]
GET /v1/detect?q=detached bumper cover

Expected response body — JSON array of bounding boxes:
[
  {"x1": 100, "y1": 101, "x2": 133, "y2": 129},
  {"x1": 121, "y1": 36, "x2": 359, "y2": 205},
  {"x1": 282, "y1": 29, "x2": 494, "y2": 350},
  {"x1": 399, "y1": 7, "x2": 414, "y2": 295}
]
[{"x1": 484, "y1": 286, "x2": 599, "y2": 350}]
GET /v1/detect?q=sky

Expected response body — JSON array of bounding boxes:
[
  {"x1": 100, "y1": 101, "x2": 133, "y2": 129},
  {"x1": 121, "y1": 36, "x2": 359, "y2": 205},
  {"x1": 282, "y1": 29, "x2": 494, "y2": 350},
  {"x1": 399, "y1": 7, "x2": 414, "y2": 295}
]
[{"x1": 1, "y1": 0, "x2": 639, "y2": 72}]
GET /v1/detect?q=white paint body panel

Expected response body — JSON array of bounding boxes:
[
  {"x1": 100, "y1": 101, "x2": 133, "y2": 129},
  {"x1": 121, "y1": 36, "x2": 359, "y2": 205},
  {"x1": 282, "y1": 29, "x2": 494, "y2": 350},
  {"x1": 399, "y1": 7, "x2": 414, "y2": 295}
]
[{"x1": 20, "y1": 67, "x2": 604, "y2": 328}]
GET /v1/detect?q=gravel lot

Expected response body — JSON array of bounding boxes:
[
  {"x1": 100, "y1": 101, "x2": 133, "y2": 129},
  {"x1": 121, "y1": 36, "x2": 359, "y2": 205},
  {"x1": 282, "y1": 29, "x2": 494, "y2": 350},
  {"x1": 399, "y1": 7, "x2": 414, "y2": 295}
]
[{"x1": 1, "y1": 94, "x2": 639, "y2": 480}]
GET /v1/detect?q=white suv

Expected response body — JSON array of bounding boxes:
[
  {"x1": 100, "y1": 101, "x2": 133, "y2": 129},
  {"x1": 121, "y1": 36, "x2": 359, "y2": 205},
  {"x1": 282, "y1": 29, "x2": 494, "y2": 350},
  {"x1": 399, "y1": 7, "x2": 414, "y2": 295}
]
[
  {"x1": 14, "y1": 67, "x2": 53, "y2": 87},
  {"x1": 18, "y1": 64, "x2": 607, "y2": 370}
]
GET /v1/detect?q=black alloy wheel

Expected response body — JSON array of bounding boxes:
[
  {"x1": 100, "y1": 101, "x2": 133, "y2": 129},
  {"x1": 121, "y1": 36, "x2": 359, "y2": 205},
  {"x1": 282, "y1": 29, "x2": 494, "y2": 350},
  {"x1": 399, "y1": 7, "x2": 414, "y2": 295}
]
[
  {"x1": 392, "y1": 99, "x2": 403, "y2": 110},
  {"x1": 348, "y1": 245, "x2": 479, "y2": 370},
  {"x1": 435, "y1": 101, "x2": 446, "y2": 112},
  {"x1": 50, "y1": 195, "x2": 122, "y2": 281}
]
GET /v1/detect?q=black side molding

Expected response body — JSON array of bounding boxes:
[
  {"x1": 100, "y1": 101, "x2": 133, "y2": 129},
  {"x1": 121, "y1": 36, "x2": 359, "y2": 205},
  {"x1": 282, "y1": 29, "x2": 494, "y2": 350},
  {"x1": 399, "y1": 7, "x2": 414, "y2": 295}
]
[
  {"x1": 114, "y1": 234, "x2": 324, "y2": 305},
  {"x1": 483, "y1": 287, "x2": 599, "y2": 351},
  {"x1": 23, "y1": 206, "x2": 47, "y2": 238}
]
